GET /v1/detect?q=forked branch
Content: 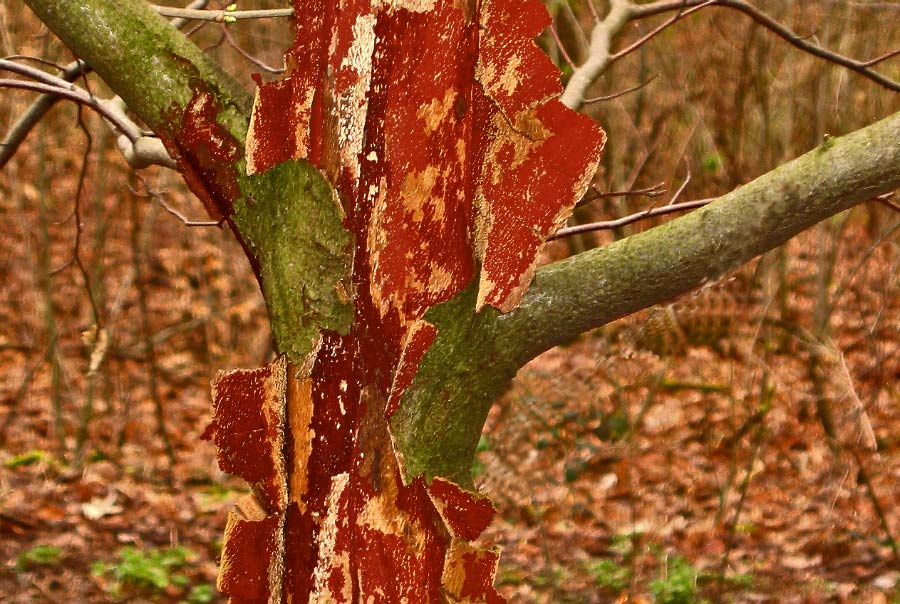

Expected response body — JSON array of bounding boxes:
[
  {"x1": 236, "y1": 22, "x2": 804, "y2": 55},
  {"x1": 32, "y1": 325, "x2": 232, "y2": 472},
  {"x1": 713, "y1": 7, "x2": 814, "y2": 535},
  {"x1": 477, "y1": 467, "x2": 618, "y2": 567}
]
[
  {"x1": 1, "y1": 0, "x2": 210, "y2": 171},
  {"x1": 561, "y1": 0, "x2": 900, "y2": 109}
]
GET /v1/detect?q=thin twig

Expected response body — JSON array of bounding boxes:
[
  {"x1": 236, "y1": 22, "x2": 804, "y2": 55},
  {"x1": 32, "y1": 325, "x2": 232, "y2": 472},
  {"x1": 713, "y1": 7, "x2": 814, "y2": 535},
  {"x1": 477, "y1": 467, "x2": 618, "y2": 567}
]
[
  {"x1": 849, "y1": 447, "x2": 900, "y2": 564},
  {"x1": 0, "y1": 58, "x2": 95, "y2": 94},
  {"x1": 582, "y1": 73, "x2": 658, "y2": 104},
  {"x1": 129, "y1": 178, "x2": 224, "y2": 228},
  {"x1": 826, "y1": 216, "x2": 900, "y2": 319},
  {"x1": 716, "y1": 377, "x2": 771, "y2": 603},
  {"x1": 875, "y1": 192, "x2": 900, "y2": 212},
  {"x1": 70, "y1": 99, "x2": 107, "y2": 471},
  {"x1": 0, "y1": 0, "x2": 208, "y2": 170},
  {"x1": 157, "y1": 0, "x2": 212, "y2": 29},
  {"x1": 128, "y1": 187, "x2": 177, "y2": 471},
  {"x1": 576, "y1": 181, "x2": 666, "y2": 209},
  {"x1": 836, "y1": 351, "x2": 876, "y2": 451},
  {"x1": 0, "y1": 79, "x2": 139, "y2": 140},
  {"x1": 668, "y1": 166, "x2": 691, "y2": 205},
  {"x1": 843, "y1": 1, "x2": 900, "y2": 8},
  {"x1": 610, "y1": 0, "x2": 717, "y2": 63},
  {"x1": 558, "y1": 1, "x2": 591, "y2": 56},
  {"x1": 0, "y1": 60, "x2": 89, "y2": 169},
  {"x1": 862, "y1": 48, "x2": 900, "y2": 68},
  {"x1": 0, "y1": 350, "x2": 47, "y2": 445},
  {"x1": 2, "y1": 54, "x2": 71, "y2": 71},
  {"x1": 202, "y1": 30, "x2": 227, "y2": 53},
  {"x1": 153, "y1": 6, "x2": 294, "y2": 22},
  {"x1": 548, "y1": 23, "x2": 577, "y2": 71},
  {"x1": 221, "y1": 25, "x2": 284, "y2": 74},
  {"x1": 550, "y1": 197, "x2": 714, "y2": 240},
  {"x1": 72, "y1": 105, "x2": 103, "y2": 328},
  {"x1": 631, "y1": 0, "x2": 900, "y2": 91}
]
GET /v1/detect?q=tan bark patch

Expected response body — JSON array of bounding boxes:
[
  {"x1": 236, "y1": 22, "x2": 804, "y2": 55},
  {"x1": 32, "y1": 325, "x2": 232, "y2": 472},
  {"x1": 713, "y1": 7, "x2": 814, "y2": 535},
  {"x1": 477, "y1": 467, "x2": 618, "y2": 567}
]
[
  {"x1": 311, "y1": 472, "x2": 352, "y2": 603},
  {"x1": 418, "y1": 88, "x2": 458, "y2": 136}
]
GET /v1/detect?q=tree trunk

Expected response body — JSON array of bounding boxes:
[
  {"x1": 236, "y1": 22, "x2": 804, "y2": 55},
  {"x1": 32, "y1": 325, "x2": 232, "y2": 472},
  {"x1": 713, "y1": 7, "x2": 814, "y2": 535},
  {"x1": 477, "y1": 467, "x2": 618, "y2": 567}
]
[{"x1": 207, "y1": 2, "x2": 603, "y2": 600}]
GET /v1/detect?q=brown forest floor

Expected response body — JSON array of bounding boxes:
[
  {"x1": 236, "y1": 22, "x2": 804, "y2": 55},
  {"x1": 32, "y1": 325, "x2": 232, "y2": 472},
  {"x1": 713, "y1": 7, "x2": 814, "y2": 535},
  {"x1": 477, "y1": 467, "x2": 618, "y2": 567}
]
[
  {"x1": 478, "y1": 223, "x2": 900, "y2": 604},
  {"x1": 1, "y1": 181, "x2": 898, "y2": 604}
]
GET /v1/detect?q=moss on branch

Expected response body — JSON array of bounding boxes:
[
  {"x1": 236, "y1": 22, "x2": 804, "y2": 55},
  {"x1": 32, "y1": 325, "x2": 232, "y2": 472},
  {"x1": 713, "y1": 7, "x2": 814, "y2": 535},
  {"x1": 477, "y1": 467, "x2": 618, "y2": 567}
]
[
  {"x1": 233, "y1": 162, "x2": 354, "y2": 363},
  {"x1": 25, "y1": 0, "x2": 353, "y2": 364},
  {"x1": 23, "y1": 0, "x2": 251, "y2": 140},
  {"x1": 392, "y1": 109, "x2": 900, "y2": 484}
]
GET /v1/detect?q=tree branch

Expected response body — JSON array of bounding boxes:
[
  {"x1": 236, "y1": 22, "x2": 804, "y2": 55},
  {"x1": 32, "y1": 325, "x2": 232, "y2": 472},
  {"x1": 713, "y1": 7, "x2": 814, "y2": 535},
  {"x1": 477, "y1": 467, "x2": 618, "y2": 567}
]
[
  {"x1": 1, "y1": 0, "x2": 210, "y2": 170},
  {"x1": 551, "y1": 196, "x2": 713, "y2": 239},
  {"x1": 22, "y1": 0, "x2": 251, "y2": 143},
  {"x1": 152, "y1": 5, "x2": 294, "y2": 22},
  {"x1": 561, "y1": 0, "x2": 900, "y2": 110},
  {"x1": 0, "y1": 59, "x2": 89, "y2": 168},
  {"x1": 0, "y1": 63, "x2": 176, "y2": 169},
  {"x1": 560, "y1": 0, "x2": 633, "y2": 109},
  {"x1": 501, "y1": 110, "x2": 900, "y2": 364},
  {"x1": 393, "y1": 109, "x2": 900, "y2": 483},
  {"x1": 582, "y1": 73, "x2": 658, "y2": 105},
  {"x1": 0, "y1": 78, "x2": 140, "y2": 140}
]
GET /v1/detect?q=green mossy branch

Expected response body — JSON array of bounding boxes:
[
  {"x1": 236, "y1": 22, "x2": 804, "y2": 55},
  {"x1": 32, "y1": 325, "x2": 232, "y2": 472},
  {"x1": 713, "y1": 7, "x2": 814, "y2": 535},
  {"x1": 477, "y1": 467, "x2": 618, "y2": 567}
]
[
  {"x1": 500, "y1": 110, "x2": 900, "y2": 364},
  {"x1": 389, "y1": 283, "x2": 511, "y2": 487},
  {"x1": 233, "y1": 162, "x2": 354, "y2": 363},
  {"x1": 23, "y1": 0, "x2": 251, "y2": 141},
  {"x1": 25, "y1": 0, "x2": 354, "y2": 364},
  {"x1": 392, "y1": 109, "x2": 900, "y2": 484}
]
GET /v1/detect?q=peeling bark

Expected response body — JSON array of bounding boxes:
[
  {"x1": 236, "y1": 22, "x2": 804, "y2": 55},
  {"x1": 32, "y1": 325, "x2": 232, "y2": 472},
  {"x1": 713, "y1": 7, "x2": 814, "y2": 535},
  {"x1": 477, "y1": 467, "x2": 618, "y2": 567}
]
[
  {"x1": 207, "y1": 358, "x2": 288, "y2": 604},
  {"x1": 235, "y1": 0, "x2": 604, "y2": 601}
]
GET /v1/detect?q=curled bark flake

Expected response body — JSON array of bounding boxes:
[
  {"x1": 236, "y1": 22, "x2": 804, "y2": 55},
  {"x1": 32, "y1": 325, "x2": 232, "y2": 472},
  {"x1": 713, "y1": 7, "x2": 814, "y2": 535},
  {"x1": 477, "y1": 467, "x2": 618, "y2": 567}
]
[
  {"x1": 245, "y1": 78, "x2": 296, "y2": 177},
  {"x1": 165, "y1": 87, "x2": 242, "y2": 220},
  {"x1": 473, "y1": 0, "x2": 606, "y2": 311},
  {"x1": 208, "y1": 357, "x2": 288, "y2": 604},
  {"x1": 442, "y1": 541, "x2": 505, "y2": 604},
  {"x1": 217, "y1": 509, "x2": 284, "y2": 604},
  {"x1": 427, "y1": 477, "x2": 495, "y2": 541},
  {"x1": 475, "y1": 0, "x2": 561, "y2": 115},
  {"x1": 208, "y1": 357, "x2": 287, "y2": 513}
]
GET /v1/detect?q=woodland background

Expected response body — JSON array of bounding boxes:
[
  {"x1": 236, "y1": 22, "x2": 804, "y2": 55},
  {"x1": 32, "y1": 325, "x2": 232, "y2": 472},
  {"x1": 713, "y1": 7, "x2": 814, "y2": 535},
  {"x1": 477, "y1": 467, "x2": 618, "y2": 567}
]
[{"x1": 1, "y1": 1, "x2": 900, "y2": 602}]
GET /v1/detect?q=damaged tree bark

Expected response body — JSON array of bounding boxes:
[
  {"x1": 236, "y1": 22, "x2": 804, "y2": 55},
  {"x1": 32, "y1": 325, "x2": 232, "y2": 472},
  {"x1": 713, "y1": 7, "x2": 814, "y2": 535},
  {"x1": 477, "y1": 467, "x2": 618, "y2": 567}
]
[
  {"x1": 207, "y1": 2, "x2": 603, "y2": 600},
  {"x1": 20, "y1": 0, "x2": 900, "y2": 602}
]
